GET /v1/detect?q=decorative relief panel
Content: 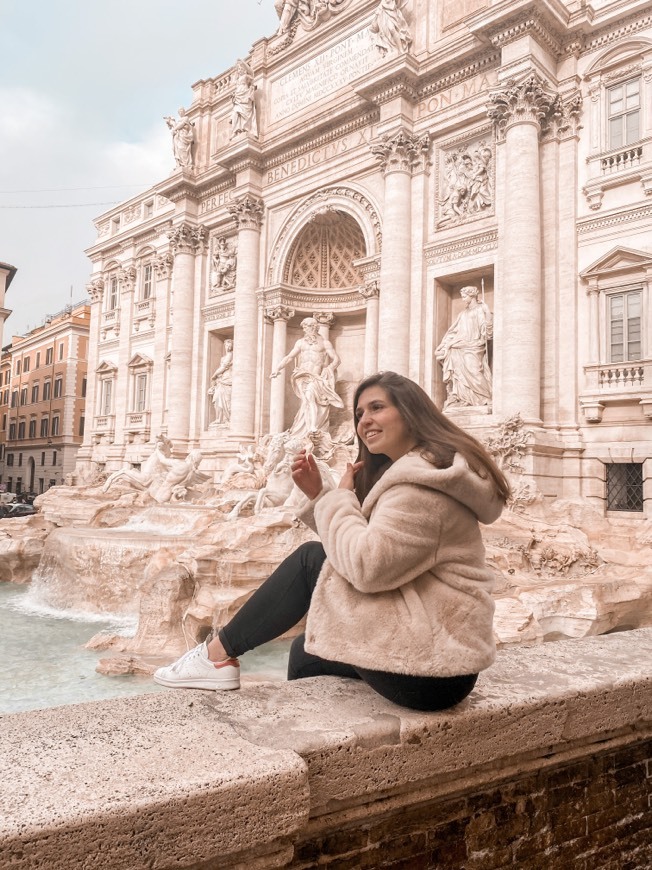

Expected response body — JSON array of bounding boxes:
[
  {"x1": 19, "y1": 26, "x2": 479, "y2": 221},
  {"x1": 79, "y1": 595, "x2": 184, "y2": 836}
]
[
  {"x1": 437, "y1": 135, "x2": 494, "y2": 227},
  {"x1": 209, "y1": 236, "x2": 237, "y2": 294}
]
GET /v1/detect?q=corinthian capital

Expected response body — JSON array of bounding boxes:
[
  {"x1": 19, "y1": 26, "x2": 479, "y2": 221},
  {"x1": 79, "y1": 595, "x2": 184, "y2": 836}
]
[
  {"x1": 118, "y1": 265, "x2": 137, "y2": 292},
  {"x1": 167, "y1": 223, "x2": 207, "y2": 255},
  {"x1": 371, "y1": 129, "x2": 431, "y2": 175},
  {"x1": 227, "y1": 194, "x2": 264, "y2": 231},
  {"x1": 87, "y1": 278, "x2": 105, "y2": 303},
  {"x1": 265, "y1": 304, "x2": 294, "y2": 323},
  {"x1": 153, "y1": 252, "x2": 174, "y2": 279},
  {"x1": 487, "y1": 73, "x2": 557, "y2": 134}
]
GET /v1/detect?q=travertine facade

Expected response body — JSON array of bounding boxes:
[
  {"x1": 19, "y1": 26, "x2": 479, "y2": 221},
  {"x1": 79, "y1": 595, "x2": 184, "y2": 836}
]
[
  {"x1": 0, "y1": 261, "x2": 16, "y2": 354},
  {"x1": 79, "y1": 0, "x2": 652, "y2": 518},
  {"x1": 0, "y1": 303, "x2": 90, "y2": 495}
]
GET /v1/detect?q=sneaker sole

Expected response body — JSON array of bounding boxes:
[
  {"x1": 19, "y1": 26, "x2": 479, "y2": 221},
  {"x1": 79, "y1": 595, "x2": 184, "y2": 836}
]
[{"x1": 153, "y1": 675, "x2": 240, "y2": 690}]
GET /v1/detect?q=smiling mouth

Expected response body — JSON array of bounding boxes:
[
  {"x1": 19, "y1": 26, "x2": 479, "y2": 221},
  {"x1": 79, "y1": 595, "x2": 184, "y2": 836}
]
[{"x1": 364, "y1": 430, "x2": 382, "y2": 441}]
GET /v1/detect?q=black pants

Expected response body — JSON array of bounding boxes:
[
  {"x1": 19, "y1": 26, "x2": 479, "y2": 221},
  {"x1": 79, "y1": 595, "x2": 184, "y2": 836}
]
[{"x1": 219, "y1": 541, "x2": 477, "y2": 712}]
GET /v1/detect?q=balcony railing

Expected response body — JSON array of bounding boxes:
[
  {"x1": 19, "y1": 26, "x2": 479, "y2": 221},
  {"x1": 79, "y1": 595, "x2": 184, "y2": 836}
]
[
  {"x1": 584, "y1": 360, "x2": 650, "y2": 393},
  {"x1": 600, "y1": 145, "x2": 643, "y2": 174},
  {"x1": 125, "y1": 411, "x2": 151, "y2": 431},
  {"x1": 94, "y1": 414, "x2": 115, "y2": 431}
]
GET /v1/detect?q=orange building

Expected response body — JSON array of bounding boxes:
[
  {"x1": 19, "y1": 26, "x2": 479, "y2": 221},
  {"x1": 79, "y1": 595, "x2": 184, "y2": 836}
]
[{"x1": 0, "y1": 302, "x2": 90, "y2": 496}]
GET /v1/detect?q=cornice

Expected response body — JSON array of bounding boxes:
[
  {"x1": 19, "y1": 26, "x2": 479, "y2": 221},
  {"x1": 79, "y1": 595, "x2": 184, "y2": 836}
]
[
  {"x1": 577, "y1": 201, "x2": 652, "y2": 234},
  {"x1": 257, "y1": 286, "x2": 364, "y2": 312},
  {"x1": 424, "y1": 229, "x2": 499, "y2": 265},
  {"x1": 202, "y1": 301, "x2": 235, "y2": 323},
  {"x1": 418, "y1": 51, "x2": 501, "y2": 99},
  {"x1": 264, "y1": 110, "x2": 380, "y2": 170},
  {"x1": 579, "y1": 10, "x2": 652, "y2": 56}
]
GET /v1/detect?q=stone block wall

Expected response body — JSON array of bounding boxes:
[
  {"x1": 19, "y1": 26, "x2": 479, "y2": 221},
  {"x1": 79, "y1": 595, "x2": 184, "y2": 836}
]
[
  {"x1": 290, "y1": 739, "x2": 651, "y2": 869},
  {"x1": 1, "y1": 629, "x2": 651, "y2": 870}
]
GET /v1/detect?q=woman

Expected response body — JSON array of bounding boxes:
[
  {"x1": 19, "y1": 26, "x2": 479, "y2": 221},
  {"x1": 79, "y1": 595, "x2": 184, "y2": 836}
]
[{"x1": 154, "y1": 372, "x2": 510, "y2": 711}]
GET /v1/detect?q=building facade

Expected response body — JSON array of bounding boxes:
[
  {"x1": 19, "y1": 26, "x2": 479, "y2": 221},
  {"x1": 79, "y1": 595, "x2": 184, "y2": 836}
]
[
  {"x1": 78, "y1": 0, "x2": 652, "y2": 517},
  {"x1": 0, "y1": 303, "x2": 90, "y2": 496},
  {"x1": 0, "y1": 261, "x2": 16, "y2": 353}
]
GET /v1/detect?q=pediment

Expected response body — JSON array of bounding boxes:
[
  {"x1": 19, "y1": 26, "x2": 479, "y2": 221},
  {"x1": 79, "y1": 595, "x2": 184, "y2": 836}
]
[
  {"x1": 127, "y1": 353, "x2": 153, "y2": 368},
  {"x1": 585, "y1": 38, "x2": 652, "y2": 77},
  {"x1": 96, "y1": 360, "x2": 117, "y2": 374},
  {"x1": 580, "y1": 246, "x2": 652, "y2": 279}
]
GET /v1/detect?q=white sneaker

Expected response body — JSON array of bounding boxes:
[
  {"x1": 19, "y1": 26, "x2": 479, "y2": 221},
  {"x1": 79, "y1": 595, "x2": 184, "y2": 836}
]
[{"x1": 153, "y1": 641, "x2": 240, "y2": 691}]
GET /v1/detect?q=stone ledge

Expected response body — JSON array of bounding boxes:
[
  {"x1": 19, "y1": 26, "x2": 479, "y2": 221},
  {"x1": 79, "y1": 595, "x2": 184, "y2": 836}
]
[{"x1": 1, "y1": 629, "x2": 651, "y2": 869}]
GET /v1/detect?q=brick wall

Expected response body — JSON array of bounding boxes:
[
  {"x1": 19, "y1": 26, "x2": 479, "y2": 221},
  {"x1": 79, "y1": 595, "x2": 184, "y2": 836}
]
[{"x1": 290, "y1": 739, "x2": 652, "y2": 870}]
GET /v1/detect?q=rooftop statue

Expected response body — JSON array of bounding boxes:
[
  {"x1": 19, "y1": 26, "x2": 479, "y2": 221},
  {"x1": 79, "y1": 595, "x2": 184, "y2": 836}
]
[
  {"x1": 230, "y1": 59, "x2": 258, "y2": 139},
  {"x1": 164, "y1": 107, "x2": 195, "y2": 170},
  {"x1": 370, "y1": 0, "x2": 412, "y2": 56}
]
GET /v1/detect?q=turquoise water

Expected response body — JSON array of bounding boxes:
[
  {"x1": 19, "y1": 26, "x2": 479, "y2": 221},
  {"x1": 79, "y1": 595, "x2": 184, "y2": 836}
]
[{"x1": 0, "y1": 583, "x2": 290, "y2": 715}]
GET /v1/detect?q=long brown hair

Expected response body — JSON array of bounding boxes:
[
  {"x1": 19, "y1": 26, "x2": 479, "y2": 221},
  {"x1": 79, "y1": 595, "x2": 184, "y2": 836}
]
[{"x1": 352, "y1": 371, "x2": 511, "y2": 504}]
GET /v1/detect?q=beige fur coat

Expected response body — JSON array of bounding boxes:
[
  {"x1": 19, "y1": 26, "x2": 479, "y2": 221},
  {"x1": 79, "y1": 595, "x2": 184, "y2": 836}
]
[{"x1": 297, "y1": 451, "x2": 504, "y2": 678}]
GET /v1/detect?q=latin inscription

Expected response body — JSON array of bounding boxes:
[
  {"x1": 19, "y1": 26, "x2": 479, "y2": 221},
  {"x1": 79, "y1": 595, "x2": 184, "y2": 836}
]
[
  {"x1": 270, "y1": 28, "x2": 378, "y2": 122},
  {"x1": 417, "y1": 71, "x2": 498, "y2": 119},
  {"x1": 199, "y1": 189, "x2": 234, "y2": 216},
  {"x1": 267, "y1": 126, "x2": 375, "y2": 184}
]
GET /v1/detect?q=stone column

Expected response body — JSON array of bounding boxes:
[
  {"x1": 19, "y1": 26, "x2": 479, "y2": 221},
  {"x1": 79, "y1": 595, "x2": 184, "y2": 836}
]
[
  {"x1": 371, "y1": 130, "x2": 430, "y2": 375},
  {"x1": 167, "y1": 223, "x2": 206, "y2": 446},
  {"x1": 265, "y1": 305, "x2": 294, "y2": 434},
  {"x1": 488, "y1": 74, "x2": 557, "y2": 421},
  {"x1": 152, "y1": 252, "x2": 174, "y2": 435},
  {"x1": 112, "y1": 265, "x2": 136, "y2": 446},
  {"x1": 227, "y1": 194, "x2": 264, "y2": 440},
  {"x1": 77, "y1": 278, "x2": 104, "y2": 459},
  {"x1": 358, "y1": 281, "x2": 380, "y2": 376}
]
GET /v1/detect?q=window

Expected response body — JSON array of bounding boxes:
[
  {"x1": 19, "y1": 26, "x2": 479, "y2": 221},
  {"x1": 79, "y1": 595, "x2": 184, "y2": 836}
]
[
  {"x1": 54, "y1": 377, "x2": 63, "y2": 398},
  {"x1": 20, "y1": 387, "x2": 27, "y2": 406},
  {"x1": 10, "y1": 391, "x2": 18, "y2": 408},
  {"x1": 609, "y1": 290, "x2": 641, "y2": 362},
  {"x1": 41, "y1": 452, "x2": 45, "y2": 466},
  {"x1": 31, "y1": 384, "x2": 39, "y2": 404},
  {"x1": 135, "y1": 373, "x2": 148, "y2": 412},
  {"x1": 28, "y1": 420, "x2": 36, "y2": 438},
  {"x1": 6, "y1": 453, "x2": 13, "y2": 467},
  {"x1": 52, "y1": 451, "x2": 57, "y2": 466},
  {"x1": 59, "y1": 343, "x2": 64, "y2": 360},
  {"x1": 51, "y1": 416, "x2": 60, "y2": 436},
  {"x1": 23, "y1": 357, "x2": 30, "y2": 373},
  {"x1": 15, "y1": 359, "x2": 21, "y2": 375},
  {"x1": 40, "y1": 418, "x2": 49, "y2": 438},
  {"x1": 3, "y1": 371, "x2": 8, "y2": 385},
  {"x1": 79, "y1": 415, "x2": 85, "y2": 437},
  {"x1": 81, "y1": 377, "x2": 87, "y2": 398},
  {"x1": 35, "y1": 351, "x2": 41, "y2": 368},
  {"x1": 17, "y1": 421, "x2": 25, "y2": 440},
  {"x1": 8, "y1": 422, "x2": 16, "y2": 440},
  {"x1": 1, "y1": 413, "x2": 5, "y2": 429},
  {"x1": 606, "y1": 463, "x2": 644, "y2": 512},
  {"x1": 142, "y1": 263, "x2": 153, "y2": 300},
  {"x1": 43, "y1": 380, "x2": 51, "y2": 401},
  {"x1": 38, "y1": 479, "x2": 44, "y2": 494},
  {"x1": 18, "y1": 453, "x2": 22, "y2": 466},
  {"x1": 45, "y1": 347, "x2": 53, "y2": 366},
  {"x1": 101, "y1": 379, "x2": 113, "y2": 416},
  {"x1": 108, "y1": 276, "x2": 118, "y2": 311},
  {"x1": 607, "y1": 78, "x2": 640, "y2": 150},
  {"x1": 15, "y1": 478, "x2": 22, "y2": 494}
]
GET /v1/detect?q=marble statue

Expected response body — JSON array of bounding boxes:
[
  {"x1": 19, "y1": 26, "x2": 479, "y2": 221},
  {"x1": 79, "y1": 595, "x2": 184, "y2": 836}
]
[
  {"x1": 208, "y1": 339, "x2": 234, "y2": 426},
  {"x1": 148, "y1": 449, "x2": 206, "y2": 504},
  {"x1": 370, "y1": 0, "x2": 412, "y2": 56},
  {"x1": 164, "y1": 108, "x2": 195, "y2": 170},
  {"x1": 273, "y1": 0, "x2": 346, "y2": 35},
  {"x1": 435, "y1": 286, "x2": 493, "y2": 409},
  {"x1": 230, "y1": 59, "x2": 258, "y2": 139},
  {"x1": 210, "y1": 237, "x2": 237, "y2": 291},
  {"x1": 102, "y1": 434, "x2": 173, "y2": 493},
  {"x1": 102, "y1": 436, "x2": 207, "y2": 503},
  {"x1": 270, "y1": 316, "x2": 344, "y2": 437}
]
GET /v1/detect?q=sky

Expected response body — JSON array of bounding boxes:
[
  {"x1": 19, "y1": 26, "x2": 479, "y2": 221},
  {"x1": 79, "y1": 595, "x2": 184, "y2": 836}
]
[{"x1": 0, "y1": 0, "x2": 279, "y2": 341}]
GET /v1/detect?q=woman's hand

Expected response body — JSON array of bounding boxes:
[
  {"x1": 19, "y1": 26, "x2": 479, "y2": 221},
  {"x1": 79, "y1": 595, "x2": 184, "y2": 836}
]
[
  {"x1": 338, "y1": 461, "x2": 364, "y2": 492},
  {"x1": 291, "y1": 450, "x2": 323, "y2": 500}
]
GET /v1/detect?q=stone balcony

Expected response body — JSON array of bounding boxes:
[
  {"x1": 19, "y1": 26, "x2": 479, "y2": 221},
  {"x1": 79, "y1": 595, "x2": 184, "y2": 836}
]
[
  {"x1": 580, "y1": 359, "x2": 652, "y2": 422},
  {"x1": 133, "y1": 298, "x2": 155, "y2": 332},
  {"x1": 583, "y1": 138, "x2": 652, "y2": 209}
]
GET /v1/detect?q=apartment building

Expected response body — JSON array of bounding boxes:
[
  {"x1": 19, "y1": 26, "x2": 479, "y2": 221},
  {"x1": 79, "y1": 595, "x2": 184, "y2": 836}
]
[{"x1": 0, "y1": 302, "x2": 90, "y2": 496}]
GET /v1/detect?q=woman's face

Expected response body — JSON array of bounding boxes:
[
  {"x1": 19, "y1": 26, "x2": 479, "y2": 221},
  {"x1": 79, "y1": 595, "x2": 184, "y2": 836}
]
[{"x1": 355, "y1": 386, "x2": 416, "y2": 462}]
